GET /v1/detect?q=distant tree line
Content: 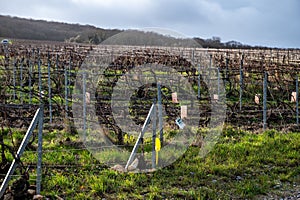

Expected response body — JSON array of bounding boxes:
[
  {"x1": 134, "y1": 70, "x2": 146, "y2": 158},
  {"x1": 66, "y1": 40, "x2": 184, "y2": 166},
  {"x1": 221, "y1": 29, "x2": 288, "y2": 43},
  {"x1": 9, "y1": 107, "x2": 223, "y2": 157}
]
[
  {"x1": 193, "y1": 36, "x2": 256, "y2": 49},
  {"x1": 0, "y1": 15, "x2": 120, "y2": 44}
]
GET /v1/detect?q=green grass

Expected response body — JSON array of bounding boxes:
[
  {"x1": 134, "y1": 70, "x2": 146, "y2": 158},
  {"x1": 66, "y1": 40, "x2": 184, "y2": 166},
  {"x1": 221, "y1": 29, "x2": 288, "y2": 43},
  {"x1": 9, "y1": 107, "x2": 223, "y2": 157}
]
[{"x1": 1, "y1": 127, "x2": 300, "y2": 199}]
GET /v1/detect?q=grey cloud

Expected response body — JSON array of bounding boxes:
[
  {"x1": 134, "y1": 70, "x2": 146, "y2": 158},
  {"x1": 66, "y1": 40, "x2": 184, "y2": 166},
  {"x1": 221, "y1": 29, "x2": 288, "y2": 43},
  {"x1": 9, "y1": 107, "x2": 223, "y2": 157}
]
[{"x1": 0, "y1": 0, "x2": 299, "y2": 47}]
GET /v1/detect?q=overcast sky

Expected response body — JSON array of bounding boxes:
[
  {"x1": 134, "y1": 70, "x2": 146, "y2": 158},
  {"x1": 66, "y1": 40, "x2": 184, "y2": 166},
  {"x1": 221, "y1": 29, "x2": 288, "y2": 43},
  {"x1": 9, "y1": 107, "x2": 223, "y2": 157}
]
[{"x1": 1, "y1": 0, "x2": 299, "y2": 48}]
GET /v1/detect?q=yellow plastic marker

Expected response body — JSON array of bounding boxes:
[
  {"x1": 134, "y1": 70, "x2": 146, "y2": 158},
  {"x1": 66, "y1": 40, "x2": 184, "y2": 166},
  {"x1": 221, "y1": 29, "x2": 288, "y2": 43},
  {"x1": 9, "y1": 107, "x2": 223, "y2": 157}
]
[
  {"x1": 130, "y1": 135, "x2": 134, "y2": 142},
  {"x1": 155, "y1": 138, "x2": 161, "y2": 151},
  {"x1": 155, "y1": 138, "x2": 161, "y2": 165},
  {"x1": 124, "y1": 134, "x2": 128, "y2": 143}
]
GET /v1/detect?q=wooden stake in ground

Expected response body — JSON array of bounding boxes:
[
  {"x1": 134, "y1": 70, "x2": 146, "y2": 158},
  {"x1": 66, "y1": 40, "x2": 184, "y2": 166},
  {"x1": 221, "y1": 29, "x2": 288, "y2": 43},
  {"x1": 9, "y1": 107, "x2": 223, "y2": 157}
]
[
  {"x1": 291, "y1": 92, "x2": 297, "y2": 103},
  {"x1": 172, "y1": 92, "x2": 178, "y2": 103},
  {"x1": 181, "y1": 105, "x2": 187, "y2": 119},
  {"x1": 255, "y1": 94, "x2": 260, "y2": 104},
  {"x1": 213, "y1": 94, "x2": 219, "y2": 101},
  {"x1": 85, "y1": 92, "x2": 90, "y2": 104}
]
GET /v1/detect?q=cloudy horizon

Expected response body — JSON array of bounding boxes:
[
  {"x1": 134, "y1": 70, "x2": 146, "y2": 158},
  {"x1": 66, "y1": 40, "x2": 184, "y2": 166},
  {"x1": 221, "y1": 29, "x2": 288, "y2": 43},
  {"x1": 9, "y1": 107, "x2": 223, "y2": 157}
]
[{"x1": 1, "y1": 0, "x2": 299, "y2": 48}]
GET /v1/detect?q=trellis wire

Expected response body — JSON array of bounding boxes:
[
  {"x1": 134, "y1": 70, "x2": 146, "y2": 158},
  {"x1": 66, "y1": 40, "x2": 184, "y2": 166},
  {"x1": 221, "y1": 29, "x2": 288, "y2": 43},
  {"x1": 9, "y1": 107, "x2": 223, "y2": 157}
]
[
  {"x1": 0, "y1": 45, "x2": 299, "y2": 131},
  {"x1": 1, "y1": 44, "x2": 300, "y2": 197}
]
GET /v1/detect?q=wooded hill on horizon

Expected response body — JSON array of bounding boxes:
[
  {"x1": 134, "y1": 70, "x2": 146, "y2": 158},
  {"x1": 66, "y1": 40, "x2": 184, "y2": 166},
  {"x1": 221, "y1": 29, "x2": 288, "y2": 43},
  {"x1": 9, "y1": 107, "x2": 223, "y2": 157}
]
[{"x1": 0, "y1": 15, "x2": 267, "y2": 49}]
